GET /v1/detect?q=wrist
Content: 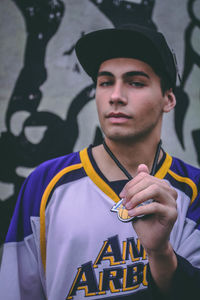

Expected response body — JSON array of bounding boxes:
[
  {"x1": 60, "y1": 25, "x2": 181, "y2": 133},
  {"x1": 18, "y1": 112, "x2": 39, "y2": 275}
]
[
  {"x1": 147, "y1": 243, "x2": 178, "y2": 294},
  {"x1": 146, "y1": 242, "x2": 175, "y2": 259}
]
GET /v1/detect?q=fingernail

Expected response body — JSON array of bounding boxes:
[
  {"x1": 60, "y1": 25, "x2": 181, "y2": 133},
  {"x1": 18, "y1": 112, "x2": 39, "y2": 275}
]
[{"x1": 125, "y1": 202, "x2": 131, "y2": 209}]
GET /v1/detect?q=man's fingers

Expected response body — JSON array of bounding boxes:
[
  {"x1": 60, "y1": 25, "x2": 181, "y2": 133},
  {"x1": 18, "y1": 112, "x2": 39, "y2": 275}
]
[
  {"x1": 128, "y1": 201, "x2": 178, "y2": 227},
  {"x1": 124, "y1": 182, "x2": 175, "y2": 210},
  {"x1": 137, "y1": 164, "x2": 150, "y2": 175},
  {"x1": 120, "y1": 164, "x2": 149, "y2": 199}
]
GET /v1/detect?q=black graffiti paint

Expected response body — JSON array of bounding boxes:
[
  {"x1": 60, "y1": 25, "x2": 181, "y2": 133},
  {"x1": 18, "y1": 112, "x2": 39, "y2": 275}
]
[
  {"x1": 90, "y1": 0, "x2": 156, "y2": 29},
  {"x1": 174, "y1": 0, "x2": 200, "y2": 163},
  {"x1": 0, "y1": 0, "x2": 104, "y2": 245}
]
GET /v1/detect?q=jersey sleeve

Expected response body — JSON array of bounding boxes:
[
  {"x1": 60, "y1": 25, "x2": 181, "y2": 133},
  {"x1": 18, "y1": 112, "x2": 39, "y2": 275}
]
[
  {"x1": 147, "y1": 253, "x2": 200, "y2": 300},
  {"x1": 148, "y1": 157, "x2": 200, "y2": 299},
  {"x1": 170, "y1": 254, "x2": 200, "y2": 299},
  {"x1": 0, "y1": 174, "x2": 46, "y2": 300},
  {"x1": 168, "y1": 160, "x2": 200, "y2": 268},
  {"x1": 0, "y1": 151, "x2": 81, "y2": 299}
]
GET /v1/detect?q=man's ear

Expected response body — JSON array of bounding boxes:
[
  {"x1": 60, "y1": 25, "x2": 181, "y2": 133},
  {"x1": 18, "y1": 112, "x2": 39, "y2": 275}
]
[{"x1": 163, "y1": 88, "x2": 176, "y2": 113}]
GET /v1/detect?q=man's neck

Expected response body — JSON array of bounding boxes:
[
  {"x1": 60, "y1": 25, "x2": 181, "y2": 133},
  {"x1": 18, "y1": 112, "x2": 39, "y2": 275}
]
[{"x1": 92, "y1": 137, "x2": 163, "y2": 181}]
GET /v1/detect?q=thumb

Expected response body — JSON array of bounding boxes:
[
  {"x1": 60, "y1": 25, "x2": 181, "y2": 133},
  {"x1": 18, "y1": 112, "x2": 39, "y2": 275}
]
[
  {"x1": 120, "y1": 164, "x2": 150, "y2": 199},
  {"x1": 137, "y1": 164, "x2": 150, "y2": 175}
]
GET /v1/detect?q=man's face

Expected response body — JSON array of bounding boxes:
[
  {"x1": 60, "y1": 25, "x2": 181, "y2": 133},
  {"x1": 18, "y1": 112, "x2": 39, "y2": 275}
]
[{"x1": 95, "y1": 57, "x2": 172, "y2": 144}]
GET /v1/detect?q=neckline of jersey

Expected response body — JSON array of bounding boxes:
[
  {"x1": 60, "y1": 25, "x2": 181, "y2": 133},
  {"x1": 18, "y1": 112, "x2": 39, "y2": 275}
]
[
  {"x1": 87, "y1": 144, "x2": 167, "y2": 195},
  {"x1": 88, "y1": 144, "x2": 166, "y2": 179}
]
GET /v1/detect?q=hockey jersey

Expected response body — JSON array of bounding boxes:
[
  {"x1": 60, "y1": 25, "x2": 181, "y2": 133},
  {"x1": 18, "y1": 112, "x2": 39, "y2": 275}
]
[{"x1": 0, "y1": 146, "x2": 200, "y2": 300}]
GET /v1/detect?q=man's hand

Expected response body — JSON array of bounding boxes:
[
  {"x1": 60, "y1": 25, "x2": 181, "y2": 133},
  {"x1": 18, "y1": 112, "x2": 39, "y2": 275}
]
[
  {"x1": 120, "y1": 164, "x2": 177, "y2": 253},
  {"x1": 120, "y1": 164, "x2": 178, "y2": 294}
]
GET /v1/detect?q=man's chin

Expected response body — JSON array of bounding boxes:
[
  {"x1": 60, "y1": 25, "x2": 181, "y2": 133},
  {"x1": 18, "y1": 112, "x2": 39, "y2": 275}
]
[
  {"x1": 105, "y1": 133, "x2": 139, "y2": 143},
  {"x1": 104, "y1": 131, "x2": 152, "y2": 145}
]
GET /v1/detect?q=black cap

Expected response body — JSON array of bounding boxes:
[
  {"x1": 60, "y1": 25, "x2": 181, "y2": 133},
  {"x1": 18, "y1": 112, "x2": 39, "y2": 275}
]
[{"x1": 75, "y1": 24, "x2": 177, "y2": 88}]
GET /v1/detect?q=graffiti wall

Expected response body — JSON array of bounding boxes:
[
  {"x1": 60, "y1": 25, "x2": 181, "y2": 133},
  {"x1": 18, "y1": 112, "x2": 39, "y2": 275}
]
[{"x1": 0, "y1": 0, "x2": 200, "y2": 246}]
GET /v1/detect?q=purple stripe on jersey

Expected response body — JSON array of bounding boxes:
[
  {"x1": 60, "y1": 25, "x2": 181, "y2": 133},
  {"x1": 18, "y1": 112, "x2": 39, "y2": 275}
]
[
  {"x1": 5, "y1": 152, "x2": 81, "y2": 243},
  {"x1": 165, "y1": 172, "x2": 200, "y2": 228},
  {"x1": 165, "y1": 173, "x2": 193, "y2": 202},
  {"x1": 46, "y1": 167, "x2": 87, "y2": 208},
  {"x1": 167, "y1": 156, "x2": 200, "y2": 229},
  {"x1": 170, "y1": 156, "x2": 200, "y2": 186}
]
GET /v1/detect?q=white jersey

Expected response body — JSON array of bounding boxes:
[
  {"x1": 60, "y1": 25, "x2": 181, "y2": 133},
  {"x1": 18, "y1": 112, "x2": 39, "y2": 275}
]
[{"x1": 0, "y1": 146, "x2": 200, "y2": 299}]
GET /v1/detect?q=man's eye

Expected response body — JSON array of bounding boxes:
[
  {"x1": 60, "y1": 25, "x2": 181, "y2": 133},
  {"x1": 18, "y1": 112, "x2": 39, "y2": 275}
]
[
  {"x1": 129, "y1": 81, "x2": 145, "y2": 87},
  {"x1": 99, "y1": 81, "x2": 113, "y2": 87}
]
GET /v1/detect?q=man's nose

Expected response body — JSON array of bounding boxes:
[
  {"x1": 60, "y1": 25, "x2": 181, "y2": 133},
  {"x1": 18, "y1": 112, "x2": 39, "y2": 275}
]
[{"x1": 110, "y1": 82, "x2": 127, "y2": 105}]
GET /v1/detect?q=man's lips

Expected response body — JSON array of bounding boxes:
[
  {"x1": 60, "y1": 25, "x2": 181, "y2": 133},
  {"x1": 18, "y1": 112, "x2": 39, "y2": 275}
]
[
  {"x1": 106, "y1": 112, "x2": 131, "y2": 118},
  {"x1": 106, "y1": 112, "x2": 131, "y2": 124}
]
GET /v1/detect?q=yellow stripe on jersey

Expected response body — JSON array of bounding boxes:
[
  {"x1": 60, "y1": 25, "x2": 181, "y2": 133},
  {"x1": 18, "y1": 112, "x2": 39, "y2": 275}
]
[
  {"x1": 40, "y1": 163, "x2": 83, "y2": 272},
  {"x1": 155, "y1": 153, "x2": 172, "y2": 179},
  {"x1": 80, "y1": 148, "x2": 120, "y2": 204},
  {"x1": 80, "y1": 149, "x2": 173, "y2": 201},
  {"x1": 168, "y1": 169, "x2": 198, "y2": 205},
  {"x1": 154, "y1": 153, "x2": 197, "y2": 204}
]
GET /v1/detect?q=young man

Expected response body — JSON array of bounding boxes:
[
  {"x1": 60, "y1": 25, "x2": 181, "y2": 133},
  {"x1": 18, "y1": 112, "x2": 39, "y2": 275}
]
[{"x1": 0, "y1": 24, "x2": 200, "y2": 300}]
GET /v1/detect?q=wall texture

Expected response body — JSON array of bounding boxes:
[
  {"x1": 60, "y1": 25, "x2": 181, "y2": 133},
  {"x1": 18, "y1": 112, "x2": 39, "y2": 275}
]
[{"x1": 0, "y1": 0, "x2": 200, "y2": 245}]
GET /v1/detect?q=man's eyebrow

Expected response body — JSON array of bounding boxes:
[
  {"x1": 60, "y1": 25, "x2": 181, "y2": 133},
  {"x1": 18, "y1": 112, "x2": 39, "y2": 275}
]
[
  {"x1": 97, "y1": 71, "x2": 114, "y2": 78},
  {"x1": 124, "y1": 71, "x2": 150, "y2": 79},
  {"x1": 97, "y1": 70, "x2": 150, "y2": 79}
]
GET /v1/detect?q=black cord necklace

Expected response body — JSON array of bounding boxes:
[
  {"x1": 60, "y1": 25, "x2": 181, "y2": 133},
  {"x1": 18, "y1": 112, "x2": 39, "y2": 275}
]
[
  {"x1": 104, "y1": 139, "x2": 162, "y2": 222},
  {"x1": 102, "y1": 139, "x2": 162, "y2": 179}
]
